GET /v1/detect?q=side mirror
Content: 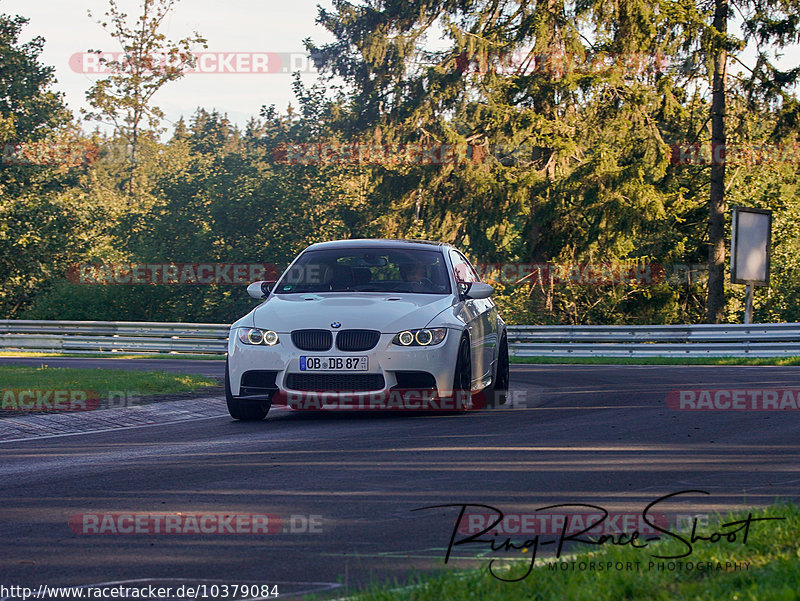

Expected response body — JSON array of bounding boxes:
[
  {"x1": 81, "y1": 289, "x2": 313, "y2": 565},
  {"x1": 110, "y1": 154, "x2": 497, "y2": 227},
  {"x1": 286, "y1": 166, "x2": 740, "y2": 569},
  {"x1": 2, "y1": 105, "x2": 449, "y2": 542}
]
[
  {"x1": 465, "y1": 282, "x2": 494, "y2": 299},
  {"x1": 247, "y1": 280, "x2": 276, "y2": 300}
]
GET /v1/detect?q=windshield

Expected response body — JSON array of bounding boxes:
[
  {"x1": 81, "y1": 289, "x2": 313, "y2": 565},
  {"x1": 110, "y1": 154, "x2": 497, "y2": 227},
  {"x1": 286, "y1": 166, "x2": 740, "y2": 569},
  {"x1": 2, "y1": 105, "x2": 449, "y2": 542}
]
[{"x1": 274, "y1": 248, "x2": 451, "y2": 295}]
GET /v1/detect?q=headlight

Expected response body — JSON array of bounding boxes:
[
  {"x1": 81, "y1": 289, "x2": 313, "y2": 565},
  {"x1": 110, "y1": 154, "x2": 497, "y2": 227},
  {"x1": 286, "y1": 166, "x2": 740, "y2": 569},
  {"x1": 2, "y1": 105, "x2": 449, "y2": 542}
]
[
  {"x1": 237, "y1": 327, "x2": 279, "y2": 346},
  {"x1": 392, "y1": 328, "x2": 447, "y2": 347},
  {"x1": 248, "y1": 329, "x2": 263, "y2": 345},
  {"x1": 397, "y1": 331, "x2": 415, "y2": 346}
]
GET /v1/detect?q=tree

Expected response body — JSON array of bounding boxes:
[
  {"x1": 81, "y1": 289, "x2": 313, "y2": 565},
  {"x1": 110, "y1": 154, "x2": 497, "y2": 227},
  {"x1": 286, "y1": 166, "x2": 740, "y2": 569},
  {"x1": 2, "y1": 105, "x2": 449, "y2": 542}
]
[
  {"x1": 691, "y1": 0, "x2": 800, "y2": 322},
  {"x1": 707, "y1": 0, "x2": 729, "y2": 323},
  {"x1": 0, "y1": 13, "x2": 66, "y2": 139},
  {"x1": 0, "y1": 12, "x2": 100, "y2": 318},
  {"x1": 0, "y1": 12, "x2": 68, "y2": 181},
  {"x1": 306, "y1": 0, "x2": 800, "y2": 324},
  {"x1": 304, "y1": 1, "x2": 684, "y2": 298},
  {"x1": 84, "y1": 0, "x2": 205, "y2": 194}
]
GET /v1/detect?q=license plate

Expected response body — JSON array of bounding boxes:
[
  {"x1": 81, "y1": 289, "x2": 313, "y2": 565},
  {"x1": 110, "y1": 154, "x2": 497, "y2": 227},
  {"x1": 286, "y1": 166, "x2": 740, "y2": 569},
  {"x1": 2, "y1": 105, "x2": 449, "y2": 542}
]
[{"x1": 300, "y1": 356, "x2": 369, "y2": 371}]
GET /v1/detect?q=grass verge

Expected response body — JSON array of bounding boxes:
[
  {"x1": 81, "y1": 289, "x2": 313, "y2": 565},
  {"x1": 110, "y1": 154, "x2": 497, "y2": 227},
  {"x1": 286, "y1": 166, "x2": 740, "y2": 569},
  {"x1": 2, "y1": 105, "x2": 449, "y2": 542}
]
[
  {"x1": 0, "y1": 365, "x2": 218, "y2": 398},
  {"x1": 511, "y1": 355, "x2": 800, "y2": 366},
  {"x1": 339, "y1": 503, "x2": 798, "y2": 601}
]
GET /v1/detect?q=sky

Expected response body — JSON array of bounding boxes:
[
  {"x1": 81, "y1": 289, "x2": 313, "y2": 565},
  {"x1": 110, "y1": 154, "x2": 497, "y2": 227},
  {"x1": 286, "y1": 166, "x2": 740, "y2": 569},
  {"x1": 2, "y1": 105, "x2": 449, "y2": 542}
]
[
  {"x1": 1, "y1": 0, "x2": 338, "y2": 132},
  {"x1": 2, "y1": 0, "x2": 799, "y2": 137}
]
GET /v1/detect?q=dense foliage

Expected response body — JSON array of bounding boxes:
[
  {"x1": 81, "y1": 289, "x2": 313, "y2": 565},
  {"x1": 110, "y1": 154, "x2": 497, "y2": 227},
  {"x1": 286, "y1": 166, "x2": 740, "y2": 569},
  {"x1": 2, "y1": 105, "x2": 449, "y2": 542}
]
[{"x1": 2, "y1": 1, "x2": 800, "y2": 325}]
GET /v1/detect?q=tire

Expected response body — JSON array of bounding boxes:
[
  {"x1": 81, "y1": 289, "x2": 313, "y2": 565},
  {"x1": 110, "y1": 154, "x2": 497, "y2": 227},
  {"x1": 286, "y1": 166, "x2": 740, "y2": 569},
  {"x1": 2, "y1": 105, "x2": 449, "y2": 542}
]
[
  {"x1": 487, "y1": 333, "x2": 510, "y2": 408},
  {"x1": 225, "y1": 360, "x2": 270, "y2": 421},
  {"x1": 451, "y1": 334, "x2": 472, "y2": 411}
]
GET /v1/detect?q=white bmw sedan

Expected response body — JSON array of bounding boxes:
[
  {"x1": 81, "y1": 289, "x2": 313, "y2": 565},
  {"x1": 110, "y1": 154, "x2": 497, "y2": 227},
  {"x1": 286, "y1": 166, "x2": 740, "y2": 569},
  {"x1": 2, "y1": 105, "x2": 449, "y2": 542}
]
[{"x1": 225, "y1": 239, "x2": 509, "y2": 420}]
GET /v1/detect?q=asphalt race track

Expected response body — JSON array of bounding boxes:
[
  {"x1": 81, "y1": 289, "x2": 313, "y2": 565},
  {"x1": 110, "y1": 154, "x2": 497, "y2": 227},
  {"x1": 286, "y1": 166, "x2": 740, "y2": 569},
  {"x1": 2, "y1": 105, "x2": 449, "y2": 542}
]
[{"x1": 1, "y1": 361, "x2": 799, "y2": 599}]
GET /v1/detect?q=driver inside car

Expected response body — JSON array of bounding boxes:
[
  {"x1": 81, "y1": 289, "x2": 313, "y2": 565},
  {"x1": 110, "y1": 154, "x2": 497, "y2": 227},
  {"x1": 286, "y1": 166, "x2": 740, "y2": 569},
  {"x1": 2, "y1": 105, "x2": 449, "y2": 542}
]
[{"x1": 399, "y1": 262, "x2": 433, "y2": 292}]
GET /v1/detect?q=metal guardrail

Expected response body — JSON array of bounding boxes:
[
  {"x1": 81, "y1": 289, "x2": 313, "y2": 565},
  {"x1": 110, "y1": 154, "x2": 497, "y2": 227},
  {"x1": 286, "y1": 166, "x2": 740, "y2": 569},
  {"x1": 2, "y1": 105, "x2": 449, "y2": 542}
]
[
  {"x1": 2, "y1": 320, "x2": 800, "y2": 358},
  {"x1": 0, "y1": 320, "x2": 230, "y2": 355},
  {"x1": 507, "y1": 323, "x2": 800, "y2": 357}
]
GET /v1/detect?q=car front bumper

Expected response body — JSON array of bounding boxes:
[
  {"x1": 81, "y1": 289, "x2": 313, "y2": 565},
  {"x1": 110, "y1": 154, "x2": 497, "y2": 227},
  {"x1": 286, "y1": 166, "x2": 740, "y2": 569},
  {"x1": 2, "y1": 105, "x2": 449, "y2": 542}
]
[{"x1": 227, "y1": 328, "x2": 461, "y2": 399}]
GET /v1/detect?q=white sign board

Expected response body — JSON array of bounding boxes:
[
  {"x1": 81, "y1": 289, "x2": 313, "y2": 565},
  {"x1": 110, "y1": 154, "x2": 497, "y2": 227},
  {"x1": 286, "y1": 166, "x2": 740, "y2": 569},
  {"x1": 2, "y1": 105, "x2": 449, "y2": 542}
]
[{"x1": 730, "y1": 207, "x2": 771, "y2": 286}]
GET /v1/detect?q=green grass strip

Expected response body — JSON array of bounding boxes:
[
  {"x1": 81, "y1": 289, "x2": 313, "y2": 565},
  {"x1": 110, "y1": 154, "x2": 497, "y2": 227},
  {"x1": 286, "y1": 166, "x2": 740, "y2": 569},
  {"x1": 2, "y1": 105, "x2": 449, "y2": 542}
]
[
  {"x1": 338, "y1": 503, "x2": 798, "y2": 601},
  {"x1": 0, "y1": 365, "x2": 218, "y2": 398}
]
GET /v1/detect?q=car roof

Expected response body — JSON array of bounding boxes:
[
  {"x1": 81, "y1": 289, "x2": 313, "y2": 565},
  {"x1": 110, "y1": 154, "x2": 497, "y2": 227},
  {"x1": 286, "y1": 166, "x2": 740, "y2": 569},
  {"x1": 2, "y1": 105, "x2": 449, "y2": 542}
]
[{"x1": 304, "y1": 239, "x2": 451, "y2": 252}]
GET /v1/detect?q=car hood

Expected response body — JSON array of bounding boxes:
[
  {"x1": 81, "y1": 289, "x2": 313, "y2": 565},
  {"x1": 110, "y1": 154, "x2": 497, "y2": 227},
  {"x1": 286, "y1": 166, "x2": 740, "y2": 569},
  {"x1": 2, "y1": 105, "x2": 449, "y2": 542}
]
[{"x1": 252, "y1": 293, "x2": 454, "y2": 333}]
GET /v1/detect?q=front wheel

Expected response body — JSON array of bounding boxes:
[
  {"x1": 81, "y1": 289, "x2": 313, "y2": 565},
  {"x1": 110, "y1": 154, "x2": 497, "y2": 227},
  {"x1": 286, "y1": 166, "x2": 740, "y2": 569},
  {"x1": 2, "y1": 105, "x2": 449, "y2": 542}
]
[
  {"x1": 487, "y1": 333, "x2": 510, "y2": 407},
  {"x1": 451, "y1": 334, "x2": 472, "y2": 411},
  {"x1": 225, "y1": 360, "x2": 270, "y2": 421}
]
